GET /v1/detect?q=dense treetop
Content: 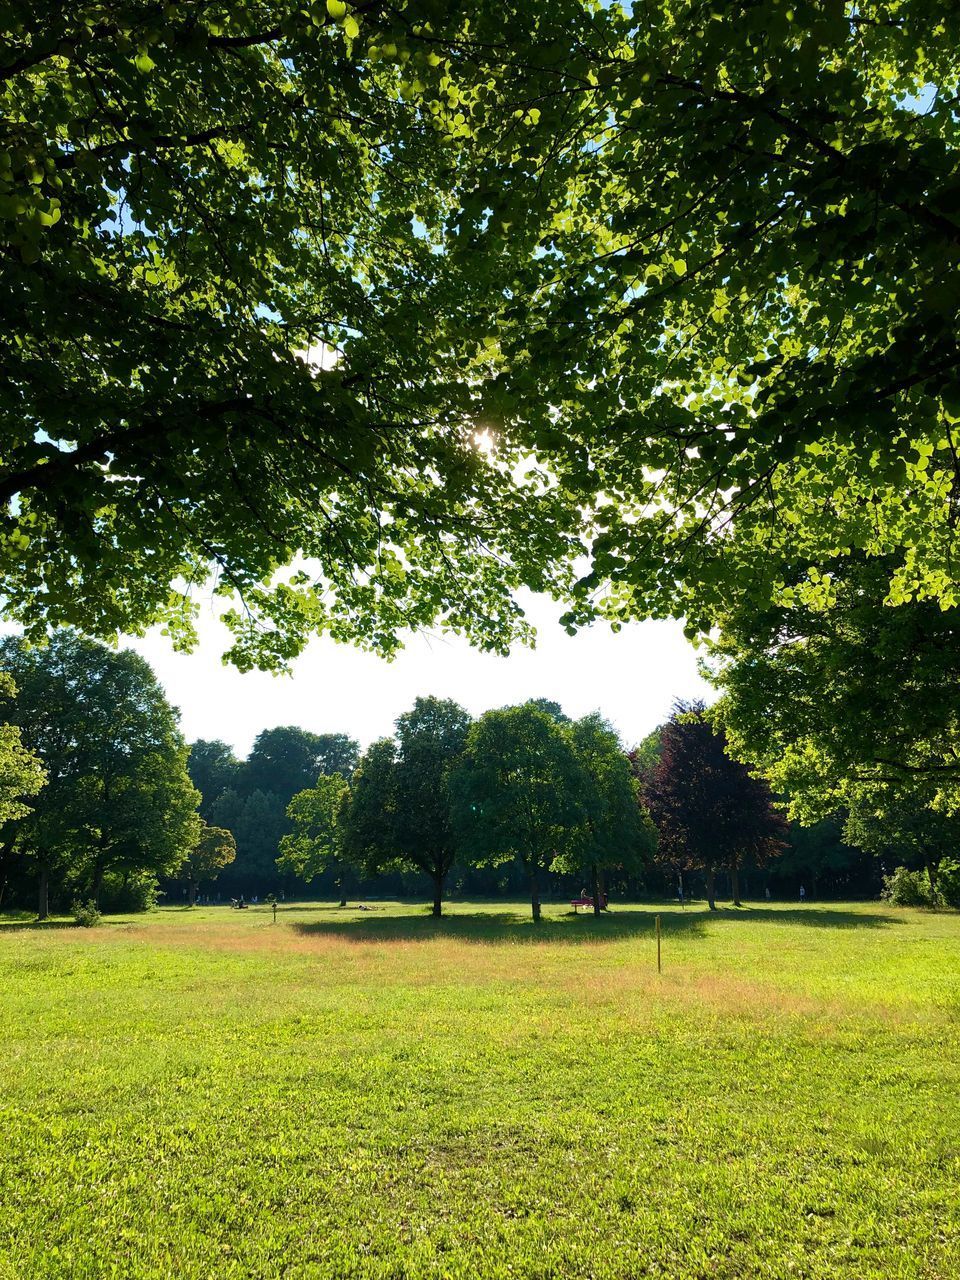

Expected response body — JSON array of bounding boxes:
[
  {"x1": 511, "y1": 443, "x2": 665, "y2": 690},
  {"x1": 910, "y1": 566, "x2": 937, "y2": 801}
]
[
  {"x1": 4, "y1": 3, "x2": 959, "y2": 667},
  {"x1": 0, "y1": 1, "x2": 606, "y2": 666},
  {"x1": 709, "y1": 555, "x2": 960, "y2": 813}
]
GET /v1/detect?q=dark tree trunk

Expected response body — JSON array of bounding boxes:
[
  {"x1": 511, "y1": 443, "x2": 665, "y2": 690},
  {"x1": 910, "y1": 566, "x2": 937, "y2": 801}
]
[
  {"x1": 598, "y1": 867, "x2": 608, "y2": 911},
  {"x1": 731, "y1": 866, "x2": 741, "y2": 907},
  {"x1": 91, "y1": 861, "x2": 105, "y2": 908},
  {"x1": 432, "y1": 869, "x2": 443, "y2": 918},
  {"x1": 706, "y1": 868, "x2": 717, "y2": 911},
  {"x1": 188, "y1": 878, "x2": 197, "y2": 907},
  {"x1": 530, "y1": 863, "x2": 541, "y2": 922},
  {"x1": 925, "y1": 856, "x2": 939, "y2": 905},
  {"x1": 37, "y1": 864, "x2": 49, "y2": 921},
  {"x1": 591, "y1": 864, "x2": 601, "y2": 917}
]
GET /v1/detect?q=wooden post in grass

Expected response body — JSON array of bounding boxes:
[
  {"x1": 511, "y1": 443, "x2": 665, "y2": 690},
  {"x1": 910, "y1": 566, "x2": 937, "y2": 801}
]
[{"x1": 656, "y1": 914, "x2": 662, "y2": 974}]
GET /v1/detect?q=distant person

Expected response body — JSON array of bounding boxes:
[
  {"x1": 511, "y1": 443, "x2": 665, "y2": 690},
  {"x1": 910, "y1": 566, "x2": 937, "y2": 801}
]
[
  {"x1": 765, "y1": 887, "x2": 771, "y2": 902},
  {"x1": 799, "y1": 885, "x2": 806, "y2": 904}
]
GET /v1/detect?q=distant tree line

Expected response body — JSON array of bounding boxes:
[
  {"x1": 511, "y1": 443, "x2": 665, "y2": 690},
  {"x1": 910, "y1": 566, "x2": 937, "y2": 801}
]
[
  {"x1": 0, "y1": 638, "x2": 942, "y2": 919},
  {"x1": 185, "y1": 728, "x2": 360, "y2": 900}
]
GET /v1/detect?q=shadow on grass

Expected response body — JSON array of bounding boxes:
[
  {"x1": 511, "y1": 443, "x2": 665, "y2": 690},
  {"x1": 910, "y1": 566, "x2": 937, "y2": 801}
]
[
  {"x1": 0, "y1": 918, "x2": 115, "y2": 932},
  {"x1": 289, "y1": 903, "x2": 897, "y2": 946}
]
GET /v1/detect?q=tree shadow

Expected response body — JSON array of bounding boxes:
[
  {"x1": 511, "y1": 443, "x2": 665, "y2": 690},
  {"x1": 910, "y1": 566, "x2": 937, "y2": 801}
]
[
  {"x1": 289, "y1": 902, "x2": 897, "y2": 946},
  {"x1": 0, "y1": 912, "x2": 133, "y2": 931},
  {"x1": 0, "y1": 919, "x2": 108, "y2": 932}
]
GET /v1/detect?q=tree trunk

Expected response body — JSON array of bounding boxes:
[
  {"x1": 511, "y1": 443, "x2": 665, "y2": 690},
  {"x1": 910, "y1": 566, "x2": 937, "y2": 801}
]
[
  {"x1": 925, "y1": 856, "x2": 939, "y2": 906},
  {"x1": 530, "y1": 864, "x2": 541, "y2": 922},
  {"x1": 706, "y1": 867, "x2": 717, "y2": 911},
  {"x1": 91, "y1": 860, "x2": 105, "y2": 908},
  {"x1": 731, "y1": 866, "x2": 741, "y2": 907},
  {"x1": 591, "y1": 864, "x2": 601, "y2": 917},
  {"x1": 37, "y1": 864, "x2": 49, "y2": 921},
  {"x1": 432, "y1": 870, "x2": 443, "y2": 918},
  {"x1": 188, "y1": 878, "x2": 197, "y2": 907}
]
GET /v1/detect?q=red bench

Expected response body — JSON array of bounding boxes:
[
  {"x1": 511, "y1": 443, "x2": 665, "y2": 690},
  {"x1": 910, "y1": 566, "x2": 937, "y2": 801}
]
[{"x1": 570, "y1": 895, "x2": 608, "y2": 912}]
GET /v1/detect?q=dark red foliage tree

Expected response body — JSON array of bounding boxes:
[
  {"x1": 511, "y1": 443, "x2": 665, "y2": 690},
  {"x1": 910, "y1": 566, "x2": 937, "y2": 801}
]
[{"x1": 645, "y1": 702, "x2": 787, "y2": 910}]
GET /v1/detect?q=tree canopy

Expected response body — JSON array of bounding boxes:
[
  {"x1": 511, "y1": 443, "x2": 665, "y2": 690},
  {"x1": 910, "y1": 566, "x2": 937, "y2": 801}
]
[
  {"x1": 187, "y1": 740, "x2": 242, "y2": 819},
  {"x1": 243, "y1": 727, "x2": 359, "y2": 803},
  {"x1": 5, "y1": 4, "x2": 959, "y2": 672},
  {"x1": 556, "y1": 713, "x2": 654, "y2": 914},
  {"x1": 451, "y1": 703, "x2": 587, "y2": 921},
  {"x1": 645, "y1": 702, "x2": 786, "y2": 909},
  {"x1": 0, "y1": 632, "x2": 199, "y2": 917},
  {"x1": 0, "y1": 673, "x2": 45, "y2": 826},
  {"x1": 1, "y1": 1, "x2": 602, "y2": 667},
  {"x1": 710, "y1": 556, "x2": 960, "y2": 821},
  {"x1": 277, "y1": 773, "x2": 351, "y2": 893},
  {"x1": 181, "y1": 821, "x2": 237, "y2": 906}
]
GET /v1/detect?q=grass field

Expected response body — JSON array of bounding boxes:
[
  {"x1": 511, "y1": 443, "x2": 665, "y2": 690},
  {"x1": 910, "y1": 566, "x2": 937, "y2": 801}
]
[{"x1": 1, "y1": 900, "x2": 959, "y2": 1279}]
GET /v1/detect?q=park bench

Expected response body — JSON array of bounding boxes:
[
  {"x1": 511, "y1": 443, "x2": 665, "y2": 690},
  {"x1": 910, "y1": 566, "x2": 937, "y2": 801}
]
[{"x1": 570, "y1": 895, "x2": 608, "y2": 912}]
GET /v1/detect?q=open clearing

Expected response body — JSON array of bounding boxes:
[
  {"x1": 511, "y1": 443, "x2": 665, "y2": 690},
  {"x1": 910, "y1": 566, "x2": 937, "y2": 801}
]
[{"x1": 1, "y1": 901, "x2": 959, "y2": 1279}]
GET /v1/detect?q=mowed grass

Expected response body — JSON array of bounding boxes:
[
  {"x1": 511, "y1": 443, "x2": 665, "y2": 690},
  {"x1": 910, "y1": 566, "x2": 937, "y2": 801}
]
[{"x1": 2, "y1": 902, "x2": 960, "y2": 1279}]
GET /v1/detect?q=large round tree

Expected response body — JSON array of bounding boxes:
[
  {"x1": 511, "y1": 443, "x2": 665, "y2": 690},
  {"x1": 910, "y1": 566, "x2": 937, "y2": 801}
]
[{"x1": 0, "y1": 632, "x2": 200, "y2": 917}]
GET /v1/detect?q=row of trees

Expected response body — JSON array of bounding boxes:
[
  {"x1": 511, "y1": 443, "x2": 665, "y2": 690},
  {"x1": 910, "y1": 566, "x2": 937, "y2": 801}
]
[
  {"x1": 0, "y1": 634, "x2": 945, "y2": 919},
  {"x1": 279, "y1": 699, "x2": 653, "y2": 921}
]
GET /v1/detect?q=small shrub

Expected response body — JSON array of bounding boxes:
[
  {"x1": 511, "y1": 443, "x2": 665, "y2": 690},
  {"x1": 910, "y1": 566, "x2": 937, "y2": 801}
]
[
  {"x1": 71, "y1": 899, "x2": 102, "y2": 928},
  {"x1": 880, "y1": 866, "x2": 933, "y2": 907}
]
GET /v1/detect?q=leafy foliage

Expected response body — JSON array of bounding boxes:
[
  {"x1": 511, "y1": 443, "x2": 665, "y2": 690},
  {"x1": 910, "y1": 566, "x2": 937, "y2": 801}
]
[
  {"x1": 278, "y1": 773, "x2": 351, "y2": 886},
  {"x1": 187, "y1": 740, "x2": 241, "y2": 819},
  {"x1": 70, "y1": 898, "x2": 102, "y2": 928},
  {"x1": 7, "y1": 4, "x2": 959, "y2": 676},
  {"x1": 0, "y1": 632, "x2": 200, "y2": 917},
  {"x1": 710, "y1": 558, "x2": 960, "y2": 822},
  {"x1": 645, "y1": 702, "x2": 787, "y2": 909},
  {"x1": 0, "y1": 2, "x2": 610, "y2": 667},
  {"x1": 243, "y1": 728, "x2": 359, "y2": 802},
  {"x1": 390, "y1": 697, "x2": 472, "y2": 915},
  {"x1": 180, "y1": 821, "x2": 236, "y2": 905},
  {"x1": 0, "y1": 672, "x2": 45, "y2": 825},
  {"x1": 451, "y1": 704, "x2": 587, "y2": 920},
  {"x1": 880, "y1": 865, "x2": 935, "y2": 908},
  {"x1": 556, "y1": 713, "x2": 655, "y2": 911},
  {"x1": 845, "y1": 785, "x2": 960, "y2": 899}
]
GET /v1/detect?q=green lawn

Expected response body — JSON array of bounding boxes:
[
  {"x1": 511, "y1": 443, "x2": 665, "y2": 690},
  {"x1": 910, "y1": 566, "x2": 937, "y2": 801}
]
[{"x1": 1, "y1": 900, "x2": 958, "y2": 1279}]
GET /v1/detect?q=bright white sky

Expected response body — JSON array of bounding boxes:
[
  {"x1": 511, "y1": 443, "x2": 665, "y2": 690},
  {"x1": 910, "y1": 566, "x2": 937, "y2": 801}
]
[{"x1": 126, "y1": 591, "x2": 714, "y2": 757}]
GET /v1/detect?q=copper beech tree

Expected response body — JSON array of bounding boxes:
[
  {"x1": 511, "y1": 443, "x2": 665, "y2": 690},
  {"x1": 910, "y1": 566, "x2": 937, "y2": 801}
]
[{"x1": 644, "y1": 703, "x2": 787, "y2": 910}]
